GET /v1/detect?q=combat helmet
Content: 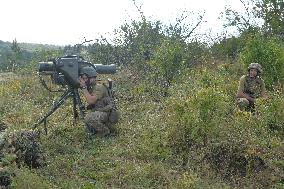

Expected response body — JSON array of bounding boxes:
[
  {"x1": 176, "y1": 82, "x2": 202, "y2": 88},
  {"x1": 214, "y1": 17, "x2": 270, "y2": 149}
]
[
  {"x1": 80, "y1": 66, "x2": 97, "y2": 77},
  {"x1": 248, "y1": 63, "x2": 262, "y2": 74}
]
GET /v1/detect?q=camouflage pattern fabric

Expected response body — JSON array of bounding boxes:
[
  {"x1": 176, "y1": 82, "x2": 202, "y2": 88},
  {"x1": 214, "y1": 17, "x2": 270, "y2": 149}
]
[
  {"x1": 238, "y1": 75, "x2": 266, "y2": 99},
  {"x1": 84, "y1": 111, "x2": 110, "y2": 137},
  {"x1": 0, "y1": 130, "x2": 44, "y2": 168},
  {"x1": 12, "y1": 130, "x2": 44, "y2": 168},
  {"x1": 236, "y1": 75, "x2": 266, "y2": 111},
  {"x1": 89, "y1": 83, "x2": 109, "y2": 100},
  {"x1": 0, "y1": 167, "x2": 13, "y2": 188},
  {"x1": 236, "y1": 98, "x2": 250, "y2": 111},
  {"x1": 84, "y1": 82, "x2": 116, "y2": 137},
  {"x1": 0, "y1": 123, "x2": 44, "y2": 187}
]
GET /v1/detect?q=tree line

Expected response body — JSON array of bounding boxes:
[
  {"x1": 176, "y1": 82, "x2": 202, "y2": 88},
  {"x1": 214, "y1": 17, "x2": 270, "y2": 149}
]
[{"x1": 1, "y1": 0, "x2": 283, "y2": 89}]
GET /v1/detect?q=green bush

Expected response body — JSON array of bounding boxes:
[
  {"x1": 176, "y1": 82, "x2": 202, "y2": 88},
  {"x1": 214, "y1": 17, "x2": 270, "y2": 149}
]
[
  {"x1": 238, "y1": 34, "x2": 284, "y2": 89},
  {"x1": 167, "y1": 86, "x2": 231, "y2": 154},
  {"x1": 150, "y1": 39, "x2": 186, "y2": 85},
  {"x1": 165, "y1": 66, "x2": 284, "y2": 187},
  {"x1": 256, "y1": 92, "x2": 284, "y2": 137},
  {"x1": 211, "y1": 36, "x2": 243, "y2": 61},
  {"x1": 166, "y1": 68, "x2": 232, "y2": 152}
]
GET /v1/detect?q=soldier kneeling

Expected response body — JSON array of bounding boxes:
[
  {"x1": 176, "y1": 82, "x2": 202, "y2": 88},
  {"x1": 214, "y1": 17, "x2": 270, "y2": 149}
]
[
  {"x1": 79, "y1": 66, "x2": 119, "y2": 137},
  {"x1": 236, "y1": 63, "x2": 268, "y2": 112}
]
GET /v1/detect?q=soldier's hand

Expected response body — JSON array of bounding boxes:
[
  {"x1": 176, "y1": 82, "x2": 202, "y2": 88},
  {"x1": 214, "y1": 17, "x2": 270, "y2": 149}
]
[{"x1": 79, "y1": 77, "x2": 87, "y2": 88}]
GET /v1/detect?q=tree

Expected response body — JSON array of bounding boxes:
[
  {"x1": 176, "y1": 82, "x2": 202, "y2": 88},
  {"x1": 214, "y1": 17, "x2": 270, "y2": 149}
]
[
  {"x1": 222, "y1": 0, "x2": 261, "y2": 33},
  {"x1": 222, "y1": 0, "x2": 284, "y2": 38},
  {"x1": 10, "y1": 38, "x2": 22, "y2": 71},
  {"x1": 255, "y1": 0, "x2": 284, "y2": 37}
]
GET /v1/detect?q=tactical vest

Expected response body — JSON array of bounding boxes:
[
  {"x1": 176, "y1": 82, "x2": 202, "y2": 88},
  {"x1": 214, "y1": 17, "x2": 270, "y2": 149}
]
[
  {"x1": 243, "y1": 75, "x2": 263, "y2": 98},
  {"x1": 86, "y1": 80, "x2": 119, "y2": 124},
  {"x1": 87, "y1": 81, "x2": 115, "y2": 112}
]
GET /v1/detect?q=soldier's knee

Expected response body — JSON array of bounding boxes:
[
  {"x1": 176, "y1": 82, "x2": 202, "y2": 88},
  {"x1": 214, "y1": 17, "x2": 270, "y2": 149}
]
[
  {"x1": 237, "y1": 98, "x2": 250, "y2": 110},
  {"x1": 95, "y1": 125, "x2": 110, "y2": 137}
]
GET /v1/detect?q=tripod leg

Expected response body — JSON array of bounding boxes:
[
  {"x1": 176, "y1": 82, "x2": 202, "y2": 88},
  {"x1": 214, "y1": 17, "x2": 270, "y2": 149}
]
[
  {"x1": 72, "y1": 94, "x2": 79, "y2": 125},
  {"x1": 32, "y1": 89, "x2": 73, "y2": 131},
  {"x1": 73, "y1": 89, "x2": 85, "y2": 118},
  {"x1": 73, "y1": 89, "x2": 94, "y2": 137}
]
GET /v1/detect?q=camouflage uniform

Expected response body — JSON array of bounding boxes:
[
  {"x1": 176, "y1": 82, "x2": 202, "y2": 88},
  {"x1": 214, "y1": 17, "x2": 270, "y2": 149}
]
[
  {"x1": 84, "y1": 83, "x2": 114, "y2": 137},
  {"x1": 236, "y1": 75, "x2": 266, "y2": 111},
  {"x1": 0, "y1": 126, "x2": 44, "y2": 187}
]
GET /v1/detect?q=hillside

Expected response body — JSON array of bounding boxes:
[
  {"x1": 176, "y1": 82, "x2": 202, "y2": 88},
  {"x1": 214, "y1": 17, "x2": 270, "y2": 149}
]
[
  {"x1": 0, "y1": 62, "x2": 283, "y2": 188},
  {"x1": 0, "y1": 1, "x2": 284, "y2": 187},
  {"x1": 0, "y1": 40, "x2": 61, "y2": 71},
  {"x1": 0, "y1": 40, "x2": 61, "y2": 52}
]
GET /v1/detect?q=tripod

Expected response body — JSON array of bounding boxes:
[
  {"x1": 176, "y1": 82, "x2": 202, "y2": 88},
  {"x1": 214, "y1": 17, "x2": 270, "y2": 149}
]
[{"x1": 32, "y1": 86, "x2": 89, "y2": 136}]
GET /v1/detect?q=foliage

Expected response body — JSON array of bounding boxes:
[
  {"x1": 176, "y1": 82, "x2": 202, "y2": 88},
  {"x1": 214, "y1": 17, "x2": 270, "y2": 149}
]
[
  {"x1": 167, "y1": 86, "x2": 230, "y2": 146},
  {"x1": 256, "y1": 91, "x2": 284, "y2": 137},
  {"x1": 222, "y1": 0, "x2": 284, "y2": 39},
  {"x1": 210, "y1": 36, "x2": 244, "y2": 61},
  {"x1": 255, "y1": 0, "x2": 284, "y2": 37},
  {"x1": 238, "y1": 33, "x2": 284, "y2": 88},
  {"x1": 110, "y1": 10, "x2": 206, "y2": 78},
  {"x1": 0, "y1": 40, "x2": 61, "y2": 71},
  {"x1": 164, "y1": 64, "x2": 284, "y2": 187},
  {"x1": 149, "y1": 38, "x2": 186, "y2": 86},
  {"x1": 0, "y1": 62, "x2": 282, "y2": 188},
  {"x1": 1, "y1": 7, "x2": 284, "y2": 188},
  {"x1": 166, "y1": 67, "x2": 234, "y2": 152},
  {"x1": 115, "y1": 20, "x2": 164, "y2": 72},
  {"x1": 87, "y1": 38, "x2": 119, "y2": 65},
  {"x1": 0, "y1": 67, "x2": 231, "y2": 188},
  {"x1": 221, "y1": 0, "x2": 261, "y2": 33}
]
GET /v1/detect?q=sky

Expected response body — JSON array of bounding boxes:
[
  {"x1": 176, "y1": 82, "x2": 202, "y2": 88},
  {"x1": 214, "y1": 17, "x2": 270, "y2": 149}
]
[{"x1": 1, "y1": 0, "x2": 244, "y2": 46}]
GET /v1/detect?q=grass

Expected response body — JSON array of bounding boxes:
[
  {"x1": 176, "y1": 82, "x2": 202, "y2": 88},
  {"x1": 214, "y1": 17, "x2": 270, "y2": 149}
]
[{"x1": 0, "y1": 65, "x2": 283, "y2": 188}]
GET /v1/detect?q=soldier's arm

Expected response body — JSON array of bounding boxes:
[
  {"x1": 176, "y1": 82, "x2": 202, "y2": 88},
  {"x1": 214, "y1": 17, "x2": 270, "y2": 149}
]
[
  {"x1": 82, "y1": 88, "x2": 97, "y2": 104},
  {"x1": 83, "y1": 84, "x2": 105, "y2": 105},
  {"x1": 236, "y1": 76, "x2": 255, "y2": 102},
  {"x1": 79, "y1": 77, "x2": 98, "y2": 104}
]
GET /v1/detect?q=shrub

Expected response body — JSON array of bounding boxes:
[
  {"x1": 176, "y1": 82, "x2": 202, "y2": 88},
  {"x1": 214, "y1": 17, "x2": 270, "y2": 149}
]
[
  {"x1": 165, "y1": 65, "x2": 284, "y2": 187},
  {"x1": 256, "y1": 92, "x2": 284, "y2": 137},
  {"x1": 150, "y1": 39, "x2": 186, "y2": 85},
  {"x1": 238, "y1": 34, "x2": 284, "y2": 89},
  {"x1": 165, "y1": 66, "x2": 237, "y2": 150}
]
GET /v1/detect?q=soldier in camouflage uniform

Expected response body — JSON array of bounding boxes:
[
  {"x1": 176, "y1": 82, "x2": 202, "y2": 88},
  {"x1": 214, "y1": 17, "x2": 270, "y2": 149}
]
[
  {"x1": 79, "y1": 66, "x2": 114, "y2": 137},
  {"x1": 236, "y1": 63, "x2": 268, "y2": 111}
]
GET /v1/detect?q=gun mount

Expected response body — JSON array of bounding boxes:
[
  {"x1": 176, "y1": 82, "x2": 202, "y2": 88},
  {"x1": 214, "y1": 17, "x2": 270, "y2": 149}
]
[{"x1": 33, "y1": 54, "x2": 117, "y2": 139}]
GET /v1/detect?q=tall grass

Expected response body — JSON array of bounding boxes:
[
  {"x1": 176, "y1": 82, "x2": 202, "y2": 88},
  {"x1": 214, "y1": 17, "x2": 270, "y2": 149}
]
[{"x1": 0, "y1": 62, "x2": 283, "y2": 188}]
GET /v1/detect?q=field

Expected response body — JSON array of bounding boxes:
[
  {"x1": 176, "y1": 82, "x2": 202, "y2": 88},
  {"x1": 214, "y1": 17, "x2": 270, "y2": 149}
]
[{"x1": 0, "y1": 65, "x2": 283, "y2": 189}]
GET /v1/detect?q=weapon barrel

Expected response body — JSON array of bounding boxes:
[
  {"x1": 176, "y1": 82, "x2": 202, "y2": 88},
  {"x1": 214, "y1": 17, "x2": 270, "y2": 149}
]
[
  {"x1": 94, "y1": 64, "x2": 116, "y2": 74},
  {"x1": 38, "y1": 61, "x2": 55, "y2": 72}
]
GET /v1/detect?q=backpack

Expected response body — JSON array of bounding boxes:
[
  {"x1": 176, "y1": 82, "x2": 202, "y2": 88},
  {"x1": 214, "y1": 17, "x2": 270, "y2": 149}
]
[{"x1": 103, "y1": 79, "x2": 120, "y2": 124}]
